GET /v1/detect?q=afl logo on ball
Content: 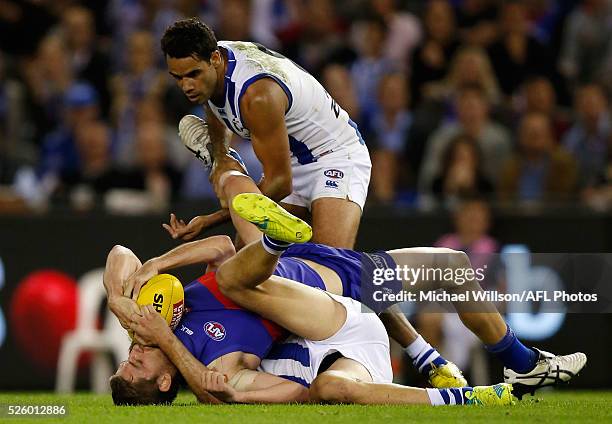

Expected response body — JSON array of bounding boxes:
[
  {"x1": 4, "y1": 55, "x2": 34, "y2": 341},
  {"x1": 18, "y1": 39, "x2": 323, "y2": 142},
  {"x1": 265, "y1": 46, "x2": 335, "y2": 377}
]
[
  {"x1": 324, "y1": 169, "x2": 344, "y2": 179},
  {"x1": 204, "y1": 321, "x2": 226, "y2": 341}
]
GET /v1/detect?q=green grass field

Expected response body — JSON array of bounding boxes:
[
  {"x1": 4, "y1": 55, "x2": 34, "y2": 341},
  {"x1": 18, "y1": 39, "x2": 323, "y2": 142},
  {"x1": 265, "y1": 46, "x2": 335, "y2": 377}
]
[{"x1": 1, "y1": 391, "x2": 610, "y2": 423}]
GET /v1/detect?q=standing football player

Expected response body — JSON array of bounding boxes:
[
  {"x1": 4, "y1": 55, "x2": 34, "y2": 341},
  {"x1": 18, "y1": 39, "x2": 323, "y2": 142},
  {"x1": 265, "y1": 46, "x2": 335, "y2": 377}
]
[
  {"x1": 158, "y1": 18, "x2": 464, "y2": 389},
  {"x1": 160, "y1": 18, "x2": 369, "y2": 248}
]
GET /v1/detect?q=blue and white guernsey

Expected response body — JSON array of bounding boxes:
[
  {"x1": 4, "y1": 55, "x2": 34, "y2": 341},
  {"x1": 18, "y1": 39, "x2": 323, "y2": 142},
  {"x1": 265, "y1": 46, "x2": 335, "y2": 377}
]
[
  {"x1": 208, "y1": 41, "x2": 365, "y2": 166},
  {"x1": 259, "y1": 337, "x2": 314, "y2": 387}
]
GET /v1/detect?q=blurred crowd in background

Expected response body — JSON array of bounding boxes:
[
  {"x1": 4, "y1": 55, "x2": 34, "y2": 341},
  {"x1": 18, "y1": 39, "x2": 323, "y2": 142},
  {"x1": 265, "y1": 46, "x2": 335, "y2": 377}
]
[{"x1": 0, "y1": 0, "x2": 611, "y2": 214}]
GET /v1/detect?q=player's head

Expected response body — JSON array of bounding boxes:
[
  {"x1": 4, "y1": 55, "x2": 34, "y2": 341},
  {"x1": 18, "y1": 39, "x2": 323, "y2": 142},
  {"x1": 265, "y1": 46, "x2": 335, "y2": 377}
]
[
  {"x1": 161, "y1": 18, "x2": 222, "y2": 104},
  {"x1": 110, "y1": 343, "x2": 180, "y2": 405}
]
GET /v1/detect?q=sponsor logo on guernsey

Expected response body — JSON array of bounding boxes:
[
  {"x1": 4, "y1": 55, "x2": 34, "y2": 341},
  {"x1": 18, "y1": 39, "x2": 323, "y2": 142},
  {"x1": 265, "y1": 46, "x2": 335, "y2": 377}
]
[
  {"x1": 324, "y1": 169, "x2": 344, "y2": 179},
  {"x1": 204, "y1": 321, "x2": 227, "y2": 341},
  {"x1": 169, "y1": 300, "x2": 184, "y2": 330},
  {"x1": 180, "y1": 324, "x2": 193, "y2": 336},
  {"x1": 370, "y1": 253, "x2": 390, "y2": 270},
  {"x1": 325, "y1": 180, "x2": 339, "y2": 188}
]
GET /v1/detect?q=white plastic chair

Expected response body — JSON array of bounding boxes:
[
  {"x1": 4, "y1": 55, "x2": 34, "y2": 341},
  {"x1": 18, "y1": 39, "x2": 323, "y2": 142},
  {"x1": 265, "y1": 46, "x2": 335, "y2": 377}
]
[{"x1": 56, "y1": 268, "x2": 131, "y2": 393}]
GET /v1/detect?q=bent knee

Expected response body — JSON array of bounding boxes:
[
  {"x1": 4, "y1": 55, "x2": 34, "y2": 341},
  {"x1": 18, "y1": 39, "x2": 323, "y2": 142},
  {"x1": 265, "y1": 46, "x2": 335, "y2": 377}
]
[
  {"x1": 107, "y1": 245, "x2": 134, "y2": 260},
  {"x1": 310, "y1": 372, "x2": 357, "y2": 404},
  {"x1": 216, "y1": 265, "x2": 242, "y2": 300}
]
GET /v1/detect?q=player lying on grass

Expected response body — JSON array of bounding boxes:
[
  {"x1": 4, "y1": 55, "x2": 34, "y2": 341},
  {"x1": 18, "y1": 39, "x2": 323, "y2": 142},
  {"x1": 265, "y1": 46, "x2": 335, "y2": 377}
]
[
  {"x1": 104, "y1": 178, "x2": 476, "y2": 404},
  {"x1": 198, "y1": 191, "x2": 587, "y2": 404},
  {"x1": 171, "y1": 168, "x2": 586, "y2": 400},
  {"x1": 107, "y1": 241, "x2": 514, "y2": 406},
  {"x1": 109, "y1": 170, "x2": 581, "y2": 404},
  {"x1": 106, "y1": 176, "x2": 466, "y2": 404}
]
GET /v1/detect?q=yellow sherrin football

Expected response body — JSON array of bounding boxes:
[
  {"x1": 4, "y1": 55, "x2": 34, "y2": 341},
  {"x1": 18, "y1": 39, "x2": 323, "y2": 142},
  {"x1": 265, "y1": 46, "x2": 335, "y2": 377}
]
[{"x1": 136, "y1": 274, "x2": 184, "y2": 331}]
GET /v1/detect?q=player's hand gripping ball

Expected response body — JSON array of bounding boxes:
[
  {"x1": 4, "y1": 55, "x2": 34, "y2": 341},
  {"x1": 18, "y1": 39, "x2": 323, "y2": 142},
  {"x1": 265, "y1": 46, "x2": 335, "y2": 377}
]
[{"x1": 135, "y1": 274, "x2": 184, "y2": 333}]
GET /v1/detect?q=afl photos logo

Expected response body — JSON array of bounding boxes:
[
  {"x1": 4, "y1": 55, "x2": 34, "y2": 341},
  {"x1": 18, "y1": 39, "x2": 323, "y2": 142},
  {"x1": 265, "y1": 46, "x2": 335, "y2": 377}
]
[{"x1": 204, "y1": 321, "x2": 227, "y2": 341}]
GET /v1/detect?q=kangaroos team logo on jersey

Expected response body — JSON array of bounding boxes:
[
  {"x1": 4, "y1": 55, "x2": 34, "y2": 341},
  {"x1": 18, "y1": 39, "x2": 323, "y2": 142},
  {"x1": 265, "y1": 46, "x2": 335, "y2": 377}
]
[
  {"x1": 204, "y1": 321, "x2": 227, "y2": 341},
  {"x1": 324, "y1": 169, "x2": 344, "y2": 179}
]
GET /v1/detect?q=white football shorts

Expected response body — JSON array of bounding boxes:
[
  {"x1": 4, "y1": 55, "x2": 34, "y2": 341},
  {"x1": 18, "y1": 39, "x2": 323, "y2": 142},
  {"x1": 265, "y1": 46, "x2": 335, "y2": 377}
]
[
  {"x1": 281, "y1": 144, "x2": 372, "y2": 211},
  {"x1": 260, "y1": 293, "x2": 392, "y2": 385}
]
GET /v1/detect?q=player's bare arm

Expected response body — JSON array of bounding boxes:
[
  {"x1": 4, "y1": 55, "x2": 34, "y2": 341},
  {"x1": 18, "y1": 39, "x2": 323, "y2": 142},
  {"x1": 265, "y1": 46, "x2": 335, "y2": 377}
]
[
  {"x1": 103, "y1": 245, "x2": 143, "y2": 329},
  {"x1": 240, "y1": 78, "x2": 293, "y2": 201},
  {"x1": 202, "y1": 368, "x2": 310, "y2": 404},
  {"x1": 123, "y1": 235, "x2": 236, "y2": 299}
]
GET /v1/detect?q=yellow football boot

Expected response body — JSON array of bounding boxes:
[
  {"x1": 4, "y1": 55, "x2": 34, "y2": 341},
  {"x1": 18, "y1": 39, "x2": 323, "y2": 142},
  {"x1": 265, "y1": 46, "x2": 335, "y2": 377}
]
[
  {"x1": 464, "y1": 383, "x2": 516, "y2": 406},
  {"x1": 429, "y1": 361, "x2": 468, "y2": 388},
  {"x1": 232, "y1": 193, "x2": 313, "y2": 243}
]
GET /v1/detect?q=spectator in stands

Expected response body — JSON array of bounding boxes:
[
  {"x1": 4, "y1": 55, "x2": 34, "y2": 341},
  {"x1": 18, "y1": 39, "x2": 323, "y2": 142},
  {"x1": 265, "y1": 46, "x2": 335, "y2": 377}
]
[
  {"x1": 134, "y1": 98, "x2": 189, "y2": 172},
  {"x1": 58, "y1": 120, "x2": 113, "y2": 209},
  {"x1": 431, "y1": 134, "x2": 494, "y2": 206},
  {"x1": 22, "y1": 34, "x2": 75, "y2": 141},
  {"x1": 350, "y1": 15, "x2": 392, "y2": 125},
  {"x1": 38, "y1": 83, "x2": 100, "y2": 184},
  {"x1": 321, "y1": 64, "x2": 360, "y2": 122},
  {"x1": 581, "y1": 139, "x2": 612, "y2": 211},
  {"x1": 499, "y1": 112, "x2": 577, "y2": 203},
  {"x1": 370, "y1": 73, "x2": 412, "y2": 203},
  {"x1": 216, "y1": 0, "x2": 254, "y2": 41},
  {"x1": 456, "y1": 0, "x2": 500, "y2": 48},
  {"x1": 419, "y1": 84, "x2": 511, "y2": 202},
  {"x1": 111, "y1": 30, "x2": 166, "y2": 167},
  {"x1": 60, "y1": 6, "x2": 112, "y2": 117},
  {"x1": 487, "y1": 1, "x2": 553, "y2": 98},
  {"x1": 0, "y1": 50, "x2": 30, "y2": 182},
  {"x1": 369, "y1": 0, "x2": 422, "y2": 69},
  {"x1": 133, "y1": 121, "x2": 183, "y2": 205},
  {"x1": 280, "y1": 0, "x2": 347, "y2": 74},
  {"x1": 410, "y1": 0, "x2": 460, "y2": 105},
  {"x1": 559, "y1": 0, "x2": 612, "y2": 88},
  {"x1": 435, "y1": 196, "x2": 498, "y2": 266},
  {"x1": 424, "y1": 46, "x2": 501, "y2": 106},
  {"x1": 101, "y1": 121, "x2": 183, "y2": 214},
  {"x1": 516, "y1": 77, "x2": 570, "y2": 141},
  {"x1": 108, "y1": 0, "x2": 183, "y2": 69},
  {"x1": 563, "y1": 84, "x2": 611, "y2": 191}
]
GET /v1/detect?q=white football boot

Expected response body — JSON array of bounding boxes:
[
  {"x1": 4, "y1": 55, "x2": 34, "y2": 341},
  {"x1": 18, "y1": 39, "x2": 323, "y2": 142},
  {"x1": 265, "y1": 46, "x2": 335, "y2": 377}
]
[
  {"x1": 504, "y1": 348, "x2": 587, "y2": 399},
  {"x1": 179, "y1": 114, "x2": 214, "y2": 170},
  {"x1": 179, "y1": 114, "x2": 247, "y2": 173}
]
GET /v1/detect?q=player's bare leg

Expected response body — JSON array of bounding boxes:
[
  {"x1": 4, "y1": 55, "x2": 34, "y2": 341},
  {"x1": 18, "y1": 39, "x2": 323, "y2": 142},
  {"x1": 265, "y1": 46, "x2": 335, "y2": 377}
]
[
  {"x1": 217, "y1": 248, "x2": 348, "y2": 341},
  {"x1": 387, "y1": 248, "x2": 587, "y2": 396},
  {"x1": 310, "y1": 197, "x2": 361, "y2": 248},
  {"x1": 218, "y1": 170, "x2": 265, "y2": 245},
  {"x1": 309, "y1": 357, "x2": 513, "y2": 406},
  {"x1": 386, "y1": 248, "x2": 508, "y2": 343},
  {"x1": 279, "y1": 202, "x2": 310, "y2": 222},
  {"x1": 310, "y1": 196, "x2": 467, "y2": 386},
  {"x1": 228, "y1": 193, "x2": 466, "y2": 386},
  {"x1": 216, "y1": 237, "x2": 513, "y2": 405}
]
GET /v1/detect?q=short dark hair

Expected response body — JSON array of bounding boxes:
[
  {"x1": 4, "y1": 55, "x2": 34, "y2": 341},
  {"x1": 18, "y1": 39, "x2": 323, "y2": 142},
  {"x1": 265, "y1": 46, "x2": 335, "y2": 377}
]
[
  {"x1": 109, "y1": 374, "x2": 180, "y2": 406},
  {"x1": 161, "y1": 18, "x2": 218, "y2": 62}
]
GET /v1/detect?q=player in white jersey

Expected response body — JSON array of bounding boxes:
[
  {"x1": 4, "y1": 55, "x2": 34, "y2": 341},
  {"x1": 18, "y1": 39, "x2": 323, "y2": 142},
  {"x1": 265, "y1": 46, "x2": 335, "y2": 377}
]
[
  {"x1": 159, "y1": 19, "x2": 453, "y2": 384},
  {"x1": 160, "y1": 18, "x2": 370, "y2": 249}
]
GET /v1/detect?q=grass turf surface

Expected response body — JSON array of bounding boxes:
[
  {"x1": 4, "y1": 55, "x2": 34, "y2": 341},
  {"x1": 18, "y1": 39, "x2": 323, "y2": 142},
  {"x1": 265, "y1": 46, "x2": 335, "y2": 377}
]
[{"x1": 0, "y1": 391, "x2": 610, "y2": 423}]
